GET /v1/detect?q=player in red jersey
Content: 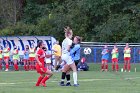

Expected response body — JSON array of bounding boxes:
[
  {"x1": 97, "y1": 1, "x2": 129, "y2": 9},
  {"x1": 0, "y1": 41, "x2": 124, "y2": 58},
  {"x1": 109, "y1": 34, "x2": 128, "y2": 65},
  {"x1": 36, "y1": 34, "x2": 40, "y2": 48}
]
[
  {"x1": 111, "y1": 45, "x2": 119, "y2": 72},
  {"x1": 3, "y1": 43, "x2": 10, "y2": 71},
  {"x1": 29, "y1": 44, "x2": 36, "y2": 70},
  {"x1": 35, "y1": 41, "x2": 53, "y2": 87},
  {"x1": 0, "y1": 46, "x2": 3, "y2": 70},
  {"x1": 12, "y1": 45, "x2": 19, "y2": 71},
  {"x1": 123, "y1": 43, "x2": 131, "y2": 72}
]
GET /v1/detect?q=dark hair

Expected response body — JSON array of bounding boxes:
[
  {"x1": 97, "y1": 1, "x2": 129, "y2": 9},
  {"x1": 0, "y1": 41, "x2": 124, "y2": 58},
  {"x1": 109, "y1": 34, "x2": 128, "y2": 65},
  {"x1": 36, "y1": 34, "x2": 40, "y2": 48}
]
[
  {"x1": 25, "y1": 45, "x2": 29, "y2": 48},
  {"x1": 35, "y1": 41, "x2": 43, "y2": 51},
  {"x1": 75, "y1": 36, "x2": 82, "y2": 43},
  {"x1": 42, "y1": 47, "x2": 47, "y2": 51},
  {"x1": 0, "y1": 45, "x2": 3, "y2": 50}
]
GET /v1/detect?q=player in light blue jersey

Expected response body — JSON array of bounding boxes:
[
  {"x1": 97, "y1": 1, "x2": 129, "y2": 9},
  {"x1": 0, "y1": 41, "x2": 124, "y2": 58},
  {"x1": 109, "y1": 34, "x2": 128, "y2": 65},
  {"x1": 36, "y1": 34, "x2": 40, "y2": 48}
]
[
  {"x1": 101, "y1": 45, "x2": 109, "y2": 72},
  {"x1": 23, "y1": 45, "x2": 30, "y2": 71}
]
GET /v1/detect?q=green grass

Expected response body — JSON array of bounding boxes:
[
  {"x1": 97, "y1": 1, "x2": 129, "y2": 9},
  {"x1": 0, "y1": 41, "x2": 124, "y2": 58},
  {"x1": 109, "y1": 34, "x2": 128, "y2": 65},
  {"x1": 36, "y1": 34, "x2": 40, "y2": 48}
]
[{"x1": 0, "y1": 63, "x2": 140, "y2": 93}]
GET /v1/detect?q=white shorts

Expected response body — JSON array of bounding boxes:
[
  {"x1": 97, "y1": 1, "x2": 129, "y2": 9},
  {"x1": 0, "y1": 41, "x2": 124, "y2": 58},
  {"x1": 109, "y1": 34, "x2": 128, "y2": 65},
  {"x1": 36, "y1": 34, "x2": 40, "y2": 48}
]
[
  {"x1": 45, "y1": 58, "x2": 51, "y2": 64},
  {"x1": 61, "y1": 53, "x2": 74, "y2": 65}
]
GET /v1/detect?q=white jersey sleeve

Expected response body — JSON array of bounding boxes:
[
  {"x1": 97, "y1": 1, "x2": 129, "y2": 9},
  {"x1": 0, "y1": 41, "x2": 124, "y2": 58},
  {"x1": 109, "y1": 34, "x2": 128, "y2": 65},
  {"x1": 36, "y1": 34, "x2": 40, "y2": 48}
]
[{"x1": 62, "y1": 38, "x2": 72, "y2": 54}]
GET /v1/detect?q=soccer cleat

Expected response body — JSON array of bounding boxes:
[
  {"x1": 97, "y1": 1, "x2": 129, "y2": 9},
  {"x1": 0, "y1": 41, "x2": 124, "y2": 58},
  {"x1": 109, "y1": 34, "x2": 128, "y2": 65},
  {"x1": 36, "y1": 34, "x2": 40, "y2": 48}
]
[
  {"x1": 105, "y1": 69, "x2": 108, "y2": 72},
  {"x1": 101, "y1": 69, "x2": 104, "y2": 72},
  {"x1": 41, "y1": 83, "x2": 47, "y2": 87},
  {"x1": 5, "y1": 69, "x2": 8, "y2": 72},
  {"x1": 66, "y1": 82, "x2": 71, "y2": 86},
  {"x1": 128, "y1": 70, "x2": 130, "y2": 72},
  {"x1": 59, "y1": 81, "x2": 65, "y2": 86},
  {"x1": 73, "y1": 84, "x2": 79, "y2": 87},
  {"x1": 35, "y1": 84, "x2": 40, "y2": 87}
]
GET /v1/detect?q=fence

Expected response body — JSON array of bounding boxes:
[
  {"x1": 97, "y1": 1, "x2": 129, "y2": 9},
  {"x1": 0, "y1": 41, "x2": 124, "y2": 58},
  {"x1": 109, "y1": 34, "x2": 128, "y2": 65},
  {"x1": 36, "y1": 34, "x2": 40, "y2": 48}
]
[{"x1": 80, "y1": 42, "x2": 140, "y2": 63}]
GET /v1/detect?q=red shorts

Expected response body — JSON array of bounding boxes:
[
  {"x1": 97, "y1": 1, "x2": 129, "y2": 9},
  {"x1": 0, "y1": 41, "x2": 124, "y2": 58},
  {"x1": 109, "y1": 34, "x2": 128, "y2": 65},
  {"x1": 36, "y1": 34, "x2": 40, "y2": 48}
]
[
  {"x1": 102, "y1": 59, "x2": 108, "y2": 62},
  {"x1": 124, "y1": 57, "x2": 131, "y2": 61},
  {"x1": 112, "y1": 58, "x2": 118, "y2": 62},
  {"x1": 4, "y1": 57, "x2": 9, "y2": 60},
  {"x1": 36, "y1": 64, "x2": 47, "y2": 75},
  {"x1": 29, "y1": 57, "x2": 35, "y2": 61}
]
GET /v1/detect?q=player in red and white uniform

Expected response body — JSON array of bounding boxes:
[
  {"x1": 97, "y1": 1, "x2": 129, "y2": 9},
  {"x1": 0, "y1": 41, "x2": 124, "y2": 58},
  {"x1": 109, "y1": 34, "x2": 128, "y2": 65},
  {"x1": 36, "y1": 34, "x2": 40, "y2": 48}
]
[
  {"x1": 3, "y1": 43, "x2": 10, "y2": 71},
  {"x1": 35, "y1": 41, "x2": 53, "y2": 87},
  {"x1": 12, "y1": 45, "x2": 19, "y2": 71},
  {"x1": 111, "y1": 45, "x2": 119, "y2": 72},
  {"x1": 29, "y1": 44, "x2": 36, "y2": 70},
  {"x1": 123, "y1": 43, "x2": 131, "y2": 72},
  {"x1": 0, "y1": 46, "x2": 3, "y2": 70}
]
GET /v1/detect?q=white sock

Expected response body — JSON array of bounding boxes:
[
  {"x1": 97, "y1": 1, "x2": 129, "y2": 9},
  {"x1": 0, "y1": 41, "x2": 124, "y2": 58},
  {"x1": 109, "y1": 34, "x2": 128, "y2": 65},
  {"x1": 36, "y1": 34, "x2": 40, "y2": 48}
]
[{"x1": 73, "y1": 72, "x2": 77, "y2": 84}]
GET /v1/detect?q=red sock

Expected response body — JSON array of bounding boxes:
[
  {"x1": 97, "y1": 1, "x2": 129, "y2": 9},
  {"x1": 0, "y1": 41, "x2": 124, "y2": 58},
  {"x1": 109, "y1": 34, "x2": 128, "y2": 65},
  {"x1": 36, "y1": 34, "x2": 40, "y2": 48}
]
[
  {"x1": 128, "y1": 63, "x2": 131, "y2": 71},
  {"x1": 105, "y1": 64, "x2": 108, "y2": 70},
  {"x1": 112, "y1": 64, "x2": 115, "y2": 71},
  {"x1": 31, "y1": 65, "x2": 34, "y2": 70},
  {"x1": 36, "y1": 76, "x2": 44, "y2": 86},
  {"x1": 14, "y1": 64, "x2": 16, "y2": 70},
  {"x1": 0, "y1": 64, "x2": 2, "y2": 70},
  {"x1": 101, "y1": 64, "x2": 104, "y2": 70},
  {"x1": 27, "y1": 65, "x2": 29, "y2": 70},
  {"x1": 24, "y1": 65, "x2": 26, "y2": 70},
  {"x1": 29, "y1": 65, "x2": 32, "y2": 70},
  {"x1": 14, "y1": 64, "x2": 18, "y2": 70},
  {"x1": 124, "y1": 64, "x2": 127, "y2": 70},
  {"x1": 116, "y1": 64, "x2": 119, "y2": 71},
  {"x1": 41, "y1": 76, "x2": 49, "y2": 84},
  {"x1": 26, "y1": 65, "x2": 28, "y2": 70},
  {"x1": 34, "y1": 66, "x2": 36, "y2": 70},
  {"x1": 15, "y1": 64, "x2": 19, "y2": 70},
  {"x1": 6, "y1": 64, "x2": 9, "y2": 69}
]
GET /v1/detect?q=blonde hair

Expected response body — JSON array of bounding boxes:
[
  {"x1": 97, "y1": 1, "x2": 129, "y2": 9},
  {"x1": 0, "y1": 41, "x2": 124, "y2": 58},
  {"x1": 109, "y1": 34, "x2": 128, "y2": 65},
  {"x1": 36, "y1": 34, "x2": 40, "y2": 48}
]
[{"x1": 64, "y1": 26, "x2": 73, "y2": 38}]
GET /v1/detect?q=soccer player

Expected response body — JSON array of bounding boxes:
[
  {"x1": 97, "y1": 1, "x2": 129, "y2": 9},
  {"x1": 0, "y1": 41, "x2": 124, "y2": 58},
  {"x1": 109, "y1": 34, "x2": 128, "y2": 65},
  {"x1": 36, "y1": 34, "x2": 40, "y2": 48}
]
[
  {"x1": 23, "y1": 45, "x2": 30, "y2": 71},
  {"x1": 52, "y1": 41, "x2": 62, "y2": 71},
  {"x1": 35, "y1": 41, "x2": 53, "y2": 87},
  {"x1": 123, "y1": 43, "x2": 131, "y2": 72},
  {"x1": 111, "y1": 45, "x2": 119, "y2": 72},
  {"x1": 29, "y1": 44, "x2": 36, "y2": 70},
  {"x1": 101, "y1": 45, "x2": 109, "y2": 72},
  {"x1": 65, "y1": 36, "x2": 81, "y2": 86},
  {"x1": 3, "y1": 43, "x2": 10, "y2": 71},
  {"x1": 0, "y1": 46, "x2": 3, "y2": 70},
  {"x1": 12, "y1": 45, "x2": 19, "y2": 71},
  {"x1": 60, "y1": 26, "x2": 78, "y2": 87}
]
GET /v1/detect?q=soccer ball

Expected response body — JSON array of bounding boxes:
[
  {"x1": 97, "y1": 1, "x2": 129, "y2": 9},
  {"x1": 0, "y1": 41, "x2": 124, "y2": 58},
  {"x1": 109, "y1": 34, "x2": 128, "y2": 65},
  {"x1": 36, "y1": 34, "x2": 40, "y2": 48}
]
[{"x1": 84, "y1": 47, "x2": 92, "y2": 55}]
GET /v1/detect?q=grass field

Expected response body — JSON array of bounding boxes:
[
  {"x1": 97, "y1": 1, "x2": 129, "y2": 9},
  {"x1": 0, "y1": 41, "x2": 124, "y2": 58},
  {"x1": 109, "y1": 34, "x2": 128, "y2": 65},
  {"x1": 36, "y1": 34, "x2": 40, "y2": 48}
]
[{"x1": 0, "y1": 63, "x2": 140, "y2": 93}]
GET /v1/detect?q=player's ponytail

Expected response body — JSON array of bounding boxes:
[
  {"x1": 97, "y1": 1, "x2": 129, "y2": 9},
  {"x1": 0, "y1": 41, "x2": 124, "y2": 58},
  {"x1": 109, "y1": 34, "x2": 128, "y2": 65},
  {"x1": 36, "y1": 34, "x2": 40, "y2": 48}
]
[
  {"x1": 64, "y1": 26, "x2": 73, "y2": 38},
  {"x1": 35, "y1": 41, "x2": 43, "y2": 51}
]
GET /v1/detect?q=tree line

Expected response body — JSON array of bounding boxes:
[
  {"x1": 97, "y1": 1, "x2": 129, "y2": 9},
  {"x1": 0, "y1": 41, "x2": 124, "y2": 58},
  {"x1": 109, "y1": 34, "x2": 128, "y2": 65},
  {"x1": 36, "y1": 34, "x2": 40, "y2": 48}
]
[{"x1": 0, "y1": 0, "x2": 140, "y2": 43}]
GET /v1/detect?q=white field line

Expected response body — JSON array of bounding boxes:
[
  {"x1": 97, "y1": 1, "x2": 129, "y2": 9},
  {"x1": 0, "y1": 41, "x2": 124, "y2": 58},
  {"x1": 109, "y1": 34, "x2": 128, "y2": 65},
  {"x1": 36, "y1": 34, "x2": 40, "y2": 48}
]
[
  {"x1": 0, "y1": 78, "x2": 114, "y2": 85},
  {"x1": 0, "y1": 77, "x2": 140, "y2": 85},
  {"x1": 125, "y1": 77, "x2": 140, "y2": 80}
]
